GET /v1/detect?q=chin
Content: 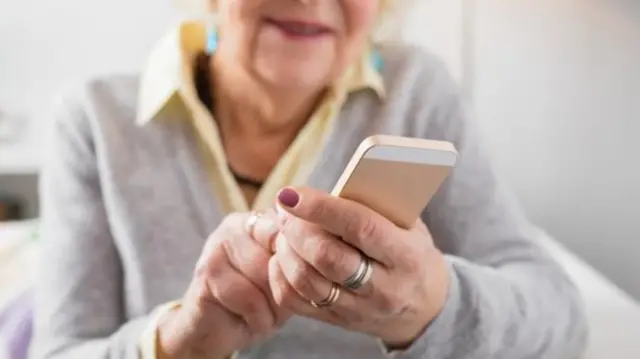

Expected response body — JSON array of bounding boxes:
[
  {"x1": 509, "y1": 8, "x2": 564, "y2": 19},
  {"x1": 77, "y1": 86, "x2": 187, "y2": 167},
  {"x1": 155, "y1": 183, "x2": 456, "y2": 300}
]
[{"x1": 257, "y1": 59, "x2": 334, "y2": 92}]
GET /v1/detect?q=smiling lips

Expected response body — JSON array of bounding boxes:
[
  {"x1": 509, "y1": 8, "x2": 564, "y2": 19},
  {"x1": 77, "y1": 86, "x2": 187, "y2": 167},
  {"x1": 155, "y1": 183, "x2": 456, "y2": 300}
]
[{"x1": 265, "y1": 18, "x2": 333, "y2": 39}]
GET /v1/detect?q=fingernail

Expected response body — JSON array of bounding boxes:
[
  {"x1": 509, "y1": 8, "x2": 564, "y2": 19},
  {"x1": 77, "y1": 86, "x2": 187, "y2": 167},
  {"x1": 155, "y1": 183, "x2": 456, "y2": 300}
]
[{"x1": 278, "y1": 188, "x2": 299, "y2": 208}]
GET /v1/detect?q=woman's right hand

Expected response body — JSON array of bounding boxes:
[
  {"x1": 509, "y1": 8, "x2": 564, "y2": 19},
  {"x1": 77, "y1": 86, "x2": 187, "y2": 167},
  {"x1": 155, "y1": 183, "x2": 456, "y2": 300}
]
[{"x1": 157, "y1": 211, "x2": 288, "y2": 359}]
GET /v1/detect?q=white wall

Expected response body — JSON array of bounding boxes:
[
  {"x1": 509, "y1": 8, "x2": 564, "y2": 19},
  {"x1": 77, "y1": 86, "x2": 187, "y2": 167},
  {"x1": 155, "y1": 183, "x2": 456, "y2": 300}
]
[
  {"x1": 473, "y1": 0, "x2": 640, "y2": 298},
  {"x1": 391, "y1": 0, "x2": 466, "y2": 84},
  {"x1": 0, "y1": 0, "x2": 174, "y2": 116}
]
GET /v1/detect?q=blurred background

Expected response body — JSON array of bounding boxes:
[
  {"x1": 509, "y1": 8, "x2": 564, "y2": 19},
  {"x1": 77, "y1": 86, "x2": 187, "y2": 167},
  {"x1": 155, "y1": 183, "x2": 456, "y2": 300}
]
[{"x1": 0, "y1": 0, "x2": 638, "y2": 355}]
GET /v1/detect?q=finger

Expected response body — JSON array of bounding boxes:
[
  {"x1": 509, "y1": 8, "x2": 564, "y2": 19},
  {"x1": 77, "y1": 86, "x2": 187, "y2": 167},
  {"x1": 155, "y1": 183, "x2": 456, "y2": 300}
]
[
  {"x1": 222, "y1": 213, "x2": 287, "y2": 324},
  {"x1": 250, "y1": 211, "x2": 279, "y2": 253},
  {"x1": 267, "y1": 255, "x2": 316, "y2": 317},
  {"x1": 203, "y1": 249, "x2": 275, "y2": 334},
  {"x1": 268, "y1": 251, "x2": 381, "y2": 332},
  {"x1": 276, "y1": 187, "x2": 403, "y2": 267},
  {"x1": 274, "y1": 216, "x2": 402, "y2": 313},
  {"x1": 273, "y1": 233, "x2": 336, "y2": 305},
  {"x1": 276, "y1": 216, "x2": 370, "y2": 287},
  {"x1": 217, "y1": 213, "x2": 273, "y2": 297},
  {"x1": 208, "y1": 213, "x2": 270, "y2": 297},
  {"x1": 274, "y1": 234, "x2": 366, "y2": 314},
  {"x1": 271, "y1": 237, "x2": 376, "y2": 329},
  {"x1": 278, "y1": 221, "x2": 389, "y2": 302},
  {"x1": 197, "y1": 213, "x2": 277, "y2": 333}
]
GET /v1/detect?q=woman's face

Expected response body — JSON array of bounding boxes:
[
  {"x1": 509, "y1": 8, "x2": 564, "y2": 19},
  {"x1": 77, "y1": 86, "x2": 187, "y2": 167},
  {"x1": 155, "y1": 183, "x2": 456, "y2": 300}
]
[{"x1": 214, "y1": 0, "x2": 380, "y2": 90}]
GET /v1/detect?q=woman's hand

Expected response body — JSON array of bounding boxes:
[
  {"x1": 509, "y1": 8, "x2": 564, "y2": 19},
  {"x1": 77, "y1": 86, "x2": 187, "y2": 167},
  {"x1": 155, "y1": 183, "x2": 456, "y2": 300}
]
[
  {"x1": 266, "y1": 187, "x2": 451, "y2": 348},
  {"x1": 157, "y1": 211, "x2": 290, "y2": 359}
]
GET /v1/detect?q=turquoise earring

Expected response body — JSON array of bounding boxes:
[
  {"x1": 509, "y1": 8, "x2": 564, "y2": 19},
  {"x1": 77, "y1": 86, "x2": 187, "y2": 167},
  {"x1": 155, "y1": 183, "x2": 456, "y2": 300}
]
[
  {"x1": 370, "y1": 50, "x2": 384, "y2": 72},
  {"x1": 206, "y1": 29, "x2": 219, "y2": 54}
]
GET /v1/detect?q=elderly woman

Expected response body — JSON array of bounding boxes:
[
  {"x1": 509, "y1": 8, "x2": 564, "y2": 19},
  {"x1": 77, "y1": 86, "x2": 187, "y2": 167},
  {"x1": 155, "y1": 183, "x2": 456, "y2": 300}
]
[{"x1": 33, "y1": 0, "x2": 589, "y2": 358}]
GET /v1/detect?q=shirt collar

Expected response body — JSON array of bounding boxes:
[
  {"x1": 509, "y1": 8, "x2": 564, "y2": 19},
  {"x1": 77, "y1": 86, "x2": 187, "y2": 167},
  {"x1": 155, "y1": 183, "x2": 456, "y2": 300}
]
[{"x1": 136, "y1": 21, "x2": 385, "y2": 126}]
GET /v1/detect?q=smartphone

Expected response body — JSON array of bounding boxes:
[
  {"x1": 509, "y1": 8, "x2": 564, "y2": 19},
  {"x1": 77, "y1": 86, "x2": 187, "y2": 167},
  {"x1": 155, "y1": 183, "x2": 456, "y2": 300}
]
[{"x1": 331, "y1": 135, "x2": 458, "y2": 229}]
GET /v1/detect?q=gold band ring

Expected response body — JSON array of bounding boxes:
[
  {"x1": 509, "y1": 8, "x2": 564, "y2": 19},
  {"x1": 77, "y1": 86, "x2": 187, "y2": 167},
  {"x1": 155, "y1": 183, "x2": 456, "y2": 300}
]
[{"x1": 310, "y1": 283, "x2": 341, "y2": 308}]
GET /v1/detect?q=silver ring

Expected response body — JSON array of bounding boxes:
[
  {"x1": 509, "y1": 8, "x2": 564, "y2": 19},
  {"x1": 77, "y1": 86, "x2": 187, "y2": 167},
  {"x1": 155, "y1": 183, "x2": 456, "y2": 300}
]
[
  {"x1": 310, "y1": 283, "x2": 341, "y2": 308},
  {"x1": 344, "y1": 254, "x2": 373, "y2": 290},
  {"x1": 245, "y1": 212, "x2": 261, "y2": 236}
]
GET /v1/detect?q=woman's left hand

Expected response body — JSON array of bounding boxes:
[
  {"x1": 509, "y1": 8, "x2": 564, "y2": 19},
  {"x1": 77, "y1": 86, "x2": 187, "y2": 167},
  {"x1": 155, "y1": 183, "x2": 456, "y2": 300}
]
[{"x1": 263, "y1": 186, "x2": 451, "y2": 348}]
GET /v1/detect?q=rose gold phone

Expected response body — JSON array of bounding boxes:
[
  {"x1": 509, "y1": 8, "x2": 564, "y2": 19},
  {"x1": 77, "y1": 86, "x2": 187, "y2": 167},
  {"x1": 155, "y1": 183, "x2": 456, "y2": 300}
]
[{"x1": 331, "y1": 135, "x2": 458, "y2": 229}]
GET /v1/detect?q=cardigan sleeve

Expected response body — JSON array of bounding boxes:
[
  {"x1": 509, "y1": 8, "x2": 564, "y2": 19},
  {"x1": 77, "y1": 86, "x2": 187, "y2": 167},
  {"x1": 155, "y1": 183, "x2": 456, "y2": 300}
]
[{"x1": 33, "y1": 92, "x2": 150, "y2": 359}]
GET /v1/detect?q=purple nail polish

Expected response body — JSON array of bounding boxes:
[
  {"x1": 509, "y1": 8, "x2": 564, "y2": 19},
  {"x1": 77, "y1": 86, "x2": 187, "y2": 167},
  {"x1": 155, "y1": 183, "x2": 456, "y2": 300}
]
[{"x1": 278, "y1": 188, "x2": 300, "y2": 208}]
